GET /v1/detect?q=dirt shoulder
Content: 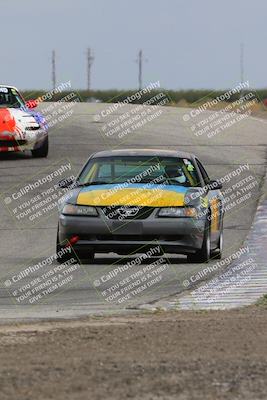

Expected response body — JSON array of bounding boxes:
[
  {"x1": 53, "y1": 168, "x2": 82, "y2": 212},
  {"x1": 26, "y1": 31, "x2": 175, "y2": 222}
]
[{"x1": 1, "y1": 306, "x2": 267, "y2": 400}]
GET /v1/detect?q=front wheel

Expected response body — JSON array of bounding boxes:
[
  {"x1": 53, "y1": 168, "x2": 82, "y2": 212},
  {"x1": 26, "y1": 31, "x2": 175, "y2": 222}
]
[
  {"x1": 31, "y1": 136, "x2": 49, "y2": 158},
  {"x1": 56, "y1": 228, "x2": 79, "y2": 264},
  {"x1": 211, "y1": 225, "x2": 223, "y2": 260},
  {"x1": 56, "y1": 230, "x2": 95, "y2": 264},
  {"x1": 187, "y1": 222, "x2": 211, "y2": 263}
]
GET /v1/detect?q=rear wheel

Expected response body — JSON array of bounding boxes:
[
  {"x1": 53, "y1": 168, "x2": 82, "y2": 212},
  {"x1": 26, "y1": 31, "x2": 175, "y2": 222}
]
[
  {"x1": 187, "y1": 221, "x2": 211, "y2": 263},
  {"x1": 31, "y1": 136, "x2": 49, "y2": 158}
]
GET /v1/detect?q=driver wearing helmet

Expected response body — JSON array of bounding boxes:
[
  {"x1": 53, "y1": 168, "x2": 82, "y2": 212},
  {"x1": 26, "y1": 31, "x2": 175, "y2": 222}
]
[{"x1": 164, "y1": 164, "x2": 187, "y2": 184}]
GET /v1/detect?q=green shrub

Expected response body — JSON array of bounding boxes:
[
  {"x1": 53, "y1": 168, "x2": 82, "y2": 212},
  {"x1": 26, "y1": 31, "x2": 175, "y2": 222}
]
[{"x1": 21, "y1": 88, "x2": 267, "y2": 104}]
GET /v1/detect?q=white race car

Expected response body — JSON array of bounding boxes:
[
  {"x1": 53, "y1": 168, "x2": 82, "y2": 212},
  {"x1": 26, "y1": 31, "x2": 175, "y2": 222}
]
[{"x1": 0, "y1": 85, "x2": 48, "y2": 157}]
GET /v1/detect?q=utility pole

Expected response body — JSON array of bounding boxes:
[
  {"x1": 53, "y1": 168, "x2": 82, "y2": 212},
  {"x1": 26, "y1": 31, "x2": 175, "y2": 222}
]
[
  {"x1": 87, "y1": 48, "x2": 94, "y2": 91},
  {"x1": 240, "y1": 43, "x2": 244, "y2": 85},
  {"x1": 136, "y1": 50, "x2": 148, "y2": 90},
  {"x1": 240, "y1": 43, "x2": 245, "y2": 99},
  {"x1": 52, "y1": 50, "x2": 56, "y2": 90},
  {"x1": 137, "y1": 50, "x2": 143, "y2": 90}
]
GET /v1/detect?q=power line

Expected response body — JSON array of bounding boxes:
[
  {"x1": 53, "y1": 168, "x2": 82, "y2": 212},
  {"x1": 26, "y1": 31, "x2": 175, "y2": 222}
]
[{"x1": 87, "y1": 48, "x2": 94, "y2": 91}]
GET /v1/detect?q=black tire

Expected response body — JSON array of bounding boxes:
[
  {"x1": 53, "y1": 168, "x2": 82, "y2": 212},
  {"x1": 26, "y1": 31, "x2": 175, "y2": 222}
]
[
  {"x1": 82, "y1": 253, "x2": 95, "y2": 264},
  {"x1": 31, "y1": 136, "x2": 49, "y2": 158},
  {"x1": 56, "y1": 230, "x2": 94, "y2": 265},
  {"x1": 211, "y1": 225, "x2": 223, "y2": 260},
  {"x1": 56, "y1": 229, "x2": 79, "y2": 264},
  {"x1": 187, "y1": 221, "x2": 211, "y2": 263}
]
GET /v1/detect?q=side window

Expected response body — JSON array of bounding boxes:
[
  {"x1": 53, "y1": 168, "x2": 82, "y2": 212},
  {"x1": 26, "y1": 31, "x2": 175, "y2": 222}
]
[
  {"x1": 98, "y1": 164, "x2": 112, "y2": 179},
  {"x1": 196, "y1": 159, "x2": 210, "y2": 185}
]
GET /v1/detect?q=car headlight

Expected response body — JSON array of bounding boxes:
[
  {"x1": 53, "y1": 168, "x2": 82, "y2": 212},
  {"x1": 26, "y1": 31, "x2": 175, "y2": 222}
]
[
  {"x1": 62, "y1": 204, "x2": 98, "y2": 216},
  {"x1": 157, "y1": 207, "x2": 198, "y2": 218}
]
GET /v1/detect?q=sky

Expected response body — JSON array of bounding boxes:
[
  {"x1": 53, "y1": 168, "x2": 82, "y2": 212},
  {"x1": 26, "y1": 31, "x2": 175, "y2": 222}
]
[{"x1": 1, "y1": 0, "x2": 267, "y2": 90}]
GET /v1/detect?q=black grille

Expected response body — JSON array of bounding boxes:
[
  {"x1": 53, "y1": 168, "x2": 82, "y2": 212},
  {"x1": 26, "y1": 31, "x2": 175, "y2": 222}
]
[
  {"x1": 25, "y1": 126, "x2": 40, "y2": 131},
  {"x1": 100, "y1": 206, "x2": 154, "y2": 220},
  {"x1": 79, "y1": 234, "x2": 184, "y2": 242},
  {"x1": 0, "y1": 140, "x2": 27, "y2": 147}
]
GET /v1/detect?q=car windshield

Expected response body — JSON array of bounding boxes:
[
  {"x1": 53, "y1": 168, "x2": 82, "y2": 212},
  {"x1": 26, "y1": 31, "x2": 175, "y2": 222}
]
[
  {"x1": 0, "y1": 87, "x2": 25, "y2": 109},
  {"x1": 78, "y1": 156, "x2": 200, "y2": 187}
]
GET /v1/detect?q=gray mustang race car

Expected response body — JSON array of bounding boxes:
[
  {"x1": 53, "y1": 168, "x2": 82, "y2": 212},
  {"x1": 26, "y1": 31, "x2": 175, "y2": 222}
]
[{"x1": 57, "y1": 149, "x2": 224, "y2": 263}]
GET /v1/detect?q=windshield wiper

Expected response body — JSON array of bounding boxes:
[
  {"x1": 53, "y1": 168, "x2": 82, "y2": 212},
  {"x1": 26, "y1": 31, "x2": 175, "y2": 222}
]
[
  {"x1": 76, "y1": 181, "x2": 111, "y2": 187},
  {"x1": 164, "y1": 178, "x2": 191, "y2": 186},
  {"x1": 140, "y1": 177, "x2": 190, "y2": 186}
]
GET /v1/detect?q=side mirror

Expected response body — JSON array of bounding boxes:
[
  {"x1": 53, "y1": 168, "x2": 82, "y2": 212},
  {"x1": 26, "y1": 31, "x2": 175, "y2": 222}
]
[
  {"x1": 26, "y1": 99, "x2": 38, "y2": 109},
  {"x1": 207, "y1": 180, "x2": 223, "y2": 190},
  {"x1": 57, "y1": 178, "x2": 75, "y2": 189}
]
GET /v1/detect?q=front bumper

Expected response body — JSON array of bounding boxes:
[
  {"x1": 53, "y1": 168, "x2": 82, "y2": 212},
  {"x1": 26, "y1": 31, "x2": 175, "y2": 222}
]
[
  {"x1": 0, "y1": 129, "x2": 47, "y2": 152},
  {"x1": 58, "y1": 208, "x2": 206, "y2": 255}
]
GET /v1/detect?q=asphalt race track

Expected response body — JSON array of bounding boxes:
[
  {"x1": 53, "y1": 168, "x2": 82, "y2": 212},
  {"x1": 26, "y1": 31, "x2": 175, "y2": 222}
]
[{"x1": 0, "y1": 102, "x2": 266, "y2": 321}]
